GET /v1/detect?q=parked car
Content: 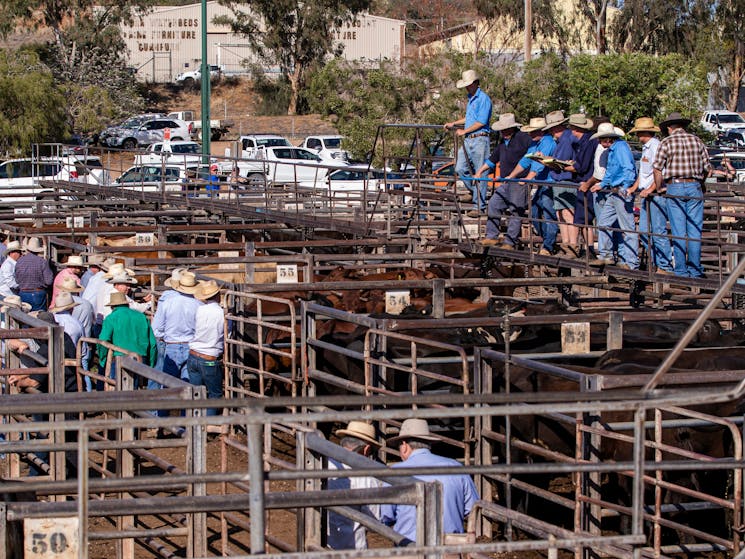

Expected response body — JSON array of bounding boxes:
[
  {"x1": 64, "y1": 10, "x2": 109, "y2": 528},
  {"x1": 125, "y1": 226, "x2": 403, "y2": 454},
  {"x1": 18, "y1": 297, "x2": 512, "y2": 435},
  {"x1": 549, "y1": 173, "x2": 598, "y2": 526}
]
[
  {"x1": 134, "y1": 141, "x2": 207, "y2": 165},
  {"x1": 96, "y1": 113, "x2": 164, "y2": 146},
  {"x1": 174, "y1": 64, "x2": 223, "y2": 88},
  {"x1": 100, "y1": 118, "x2": 191, "y2": 149},
  {"x1": 717, "y1": 128, "x2": 745, "y2": 149},
  {"x1": 113, "y1": 164, "x2": 190, "y2": 192},
  {"x1": 166, "y1": 110, "x2": 232, "y2": 141},
  {"x1": 257, "y1": 146, "x2": 346, "y2": 184},
  {"x1": 709, "y1": 152, "x2": 745, "y2": 183},
  {"x1": 239, "y1": 135, "x2": 292, "y2": 158},
  {"x1": 297, "y1": 166, "x2": 388, "y2": 192},
  {"x1": 300, "y1": 135, "x2": 350, "y2": 163},
  {"x1": 700, "y1": 110, "x2": 745, "y2": 134}
]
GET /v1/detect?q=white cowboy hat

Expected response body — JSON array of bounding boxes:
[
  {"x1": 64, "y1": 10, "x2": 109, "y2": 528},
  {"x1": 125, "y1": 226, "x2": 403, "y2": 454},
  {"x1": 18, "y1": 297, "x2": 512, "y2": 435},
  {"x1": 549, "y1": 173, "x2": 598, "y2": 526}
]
[
  {"x1": 164, "y1": 267, "x2": 189, "y2": 288},
  {"x1": 590, "y1": 122, "x2": 625, "y2": 140},
  {"x1": 335, "y1": 421, "x2": 380, "y2": 447},
  {"x1": 57, "y1": 276, "x2": 83, "y2": 293},
  {"x1": 567, "y1": 113, "x2": 594, "y2": 130},
  {"x1": 456, "y1": 69, "x2": 479, "y2": 89},
  {"x1": 521, "y1": 117, "x2": 547, "y2": 133},
  {"x1": 62, "y1": 255, "x2": 84, "y2": 267},
  {"x1": 107, "y1": 273, "x2": 138, "y2": 285},
  {"x1": 23, "y1": 237, "x2": 45, "y2": 253},
  {"x1": 103, "y1": 263, "x2": 134, "y2": 279},
  {"x1": 105, "y1": 291, "x2": 129, "y2": 307},
  {"x1": 491, "y1": 113, "x2": 523, "y2": 132},
  {"x1": 542, "y1": 110, "x2": 569, "y2": 131},
  {"x1": 5, "y1": 241, "x2": 21, "y2": 253},
  {"x1": 49, "y1": 291, "x2": 79, "y2": 313},
  {"x1": 387, "y1": 418, "x2": 439, "y2": 444},
  {"x1": 1, "y1": 295, "x2": 31, "y2": 312},
  {"x1": 194, "y1": 279, "x2": 221, "y2": 301},
  {"x1": 173, "y1": 271, "x2": 199, "y2": 294}
]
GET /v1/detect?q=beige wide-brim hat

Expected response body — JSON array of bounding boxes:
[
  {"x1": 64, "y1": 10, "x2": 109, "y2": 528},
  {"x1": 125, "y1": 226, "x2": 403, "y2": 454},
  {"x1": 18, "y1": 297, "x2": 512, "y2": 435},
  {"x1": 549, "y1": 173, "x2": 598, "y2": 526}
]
[
  {"x1": 173, "y1": 271, "x2": 199, "y2": 294},
  {"x1": 590, "y1": 122, "x2": 625, "y2": 140},
  {"x1": 62, "y1": 255, "x2": 84, "y2": 267},
  {"x1": 108, "y1": 273, "x2": 138, "y2": 285},
  {"x1": 164, "y1": 267, "x2": 188, "y2": 288},
  {"x1": 49, "y1": 292, "x2": 80, "y2": 313},
  {"x1": 456, "y1": 69, "x2": 479, "y2": 89},
  {"x1": 1, "y1": 295, "x2": 31, "y2": 312},
  {"x1": 335, "y1": 421, "x2": 381, "y2": 447},
  {"x1": 629, "y1": 116, "x2": 661, "y2": 134},
  {"x1": 23, "y1": 237, "x2": 44, "y2": 253},
  {"x1": 99, "y1": 257, "x2": 117, "y2": 271},
  {"x1": 5, "y1": 240, "x2": 21, "y2": 253},
  {"x1": 568, "y1": 114, "x2": 594, "y2": 130},
  {"x1": 105, "y1": 291, "x2": 129, "y2": 307},
  {"x1": 195, "y1": 279, "x2": 221, "y2": 301},
  {"x1": 659, "y1": 112, "x2": 691, "y2": 129},
  {"x1": 86, "y1": 253, "x2": 105, "y2": 267},
  {"x1": 387, "y1": 418, "x2": 439, "y2": 444},
  {"x1": 103, "y1": 263, "x2": 134, "y2": 278},
  {"x1": 542, "y1": 110, "x2": 568, "y2": 131},
  {"x1": 57, "y1": 276, "x2": 83, "y2": 293},
  {"x1": 491, "y1": 113, "x2": 522, "y2": 132},
  {"x1": 521, "y1": 117, "x2": 547, "y2": 133}
]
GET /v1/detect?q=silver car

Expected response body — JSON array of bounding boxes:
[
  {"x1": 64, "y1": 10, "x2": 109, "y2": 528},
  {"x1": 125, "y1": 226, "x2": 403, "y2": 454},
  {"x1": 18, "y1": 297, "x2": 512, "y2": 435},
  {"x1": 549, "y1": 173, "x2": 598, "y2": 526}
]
[{"x1": 101, "y1": 117, "x2": 192, "y2": 149}]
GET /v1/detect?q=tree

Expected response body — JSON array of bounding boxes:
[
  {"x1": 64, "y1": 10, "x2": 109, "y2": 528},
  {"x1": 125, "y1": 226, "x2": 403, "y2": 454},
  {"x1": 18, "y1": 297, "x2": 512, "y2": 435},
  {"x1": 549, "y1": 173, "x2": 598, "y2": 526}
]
[
  {"x1": 714, "y1": 0, "x2": 745, "y2": 111},
  {"x1": 0, "y1": 49, "x2": 67, "y2": 155},
  {"x1": 216, "y1": 0, "x2": 373, "y2": 116}
]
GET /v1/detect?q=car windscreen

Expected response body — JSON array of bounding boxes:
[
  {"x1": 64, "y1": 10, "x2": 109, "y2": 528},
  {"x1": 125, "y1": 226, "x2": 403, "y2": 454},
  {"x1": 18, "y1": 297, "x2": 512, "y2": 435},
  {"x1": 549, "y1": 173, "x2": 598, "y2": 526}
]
[
  {"x1": 173, "y1": 144, "x2": 200, "y2": 154},
  {"x1": 718, "y1": 115, "x2": 745, "y2": 124},
  {"x1": 257, "y1": 138, "x2": 291, "y2": 148},
  {"x1": 324, "y1": 138, "x2": 342, "y2": 149},
  {"x1": 712, "y1": 156, "x2": 745, "y2": 170}
]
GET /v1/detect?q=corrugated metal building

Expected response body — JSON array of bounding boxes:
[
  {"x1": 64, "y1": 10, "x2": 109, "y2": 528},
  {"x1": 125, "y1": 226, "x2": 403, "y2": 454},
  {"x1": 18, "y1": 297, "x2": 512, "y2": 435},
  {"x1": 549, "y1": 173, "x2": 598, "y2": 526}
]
[{"x1": 121, "y1": 2, "x2": 405, "y2": 83}]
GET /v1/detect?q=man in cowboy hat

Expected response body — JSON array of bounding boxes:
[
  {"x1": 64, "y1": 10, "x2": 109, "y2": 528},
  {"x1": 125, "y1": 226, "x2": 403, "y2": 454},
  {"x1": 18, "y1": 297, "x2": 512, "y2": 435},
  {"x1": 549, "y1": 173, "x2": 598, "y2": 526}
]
[
  {"x1": 58, "y1": 275, "x2": 95, "y2": 385},
  {"x1": 380, "y1": 419, "x2": 478, "y2": 546},
  {"x1": 14, "y1": 237, "x2": 53, "y2": 311},
  {"x1": 81, "y1": 257, "x2": 117, "y2": 335},
  {"x1": 49, "y1": 291, "x2": 88, "y2": 370},
  {"x1": 51, "y1": 254, "x2": 84, "y2": 306},
  {"x1": 626, "y1": 117, "x2": 673, "y2": 275},
  {"x1": 474, "y1": 113, "x2": 531, "y2": 248},
  {"x1": 327, "y1": 420, "x2": 383, "y2": 550},
  {"x1": 96, "y1": 266, "x2": 150, "y2": 323},
  {"x1": 186, "y1": 280, "x2": 223, "y2": 418},
  {"x1": 161, "y1": 267, "x2": 189, "y2": 303},
  {"x1": 80, "y1": 254, "x2": 106, "y2": 288},
  {"x1": 499, "y1": 116, "x2": 558, "y2": 255},
  {"x1": 97, "y1": 290, "x2": 157, "y2": 382},
  {"x1": 566, "y1": 114, "x2": 599, "y2": 257},
  {"x1": 652, "y1": 112, "x2": 712, "y2": 278},
  {"x1": 444, "y1": 69, "x2": 493, "y2": 214},
  {"x1": 0, "y1": 241, "x2": 22, "y2": 299},
  {"x1": 150, "y1": 271, "x2": 202, "y2": 412},
  {"x1": 589, "y1": 123, "x2": 639, "y2": 269}
]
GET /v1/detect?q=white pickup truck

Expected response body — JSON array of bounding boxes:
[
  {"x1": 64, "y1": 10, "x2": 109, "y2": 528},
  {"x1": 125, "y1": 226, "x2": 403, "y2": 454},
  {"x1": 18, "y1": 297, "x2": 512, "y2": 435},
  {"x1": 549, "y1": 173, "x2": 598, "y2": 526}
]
[{"x1": 167, "y1": 110, "x2": 232, "y2": 142}]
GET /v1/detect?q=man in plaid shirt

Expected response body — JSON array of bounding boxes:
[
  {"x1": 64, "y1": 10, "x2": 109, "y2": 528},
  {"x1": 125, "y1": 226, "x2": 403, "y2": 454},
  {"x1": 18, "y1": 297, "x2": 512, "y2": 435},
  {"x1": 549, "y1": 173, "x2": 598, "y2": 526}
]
[{"x1": 652, "y1": 112, "x2": 712, "y2": 278}]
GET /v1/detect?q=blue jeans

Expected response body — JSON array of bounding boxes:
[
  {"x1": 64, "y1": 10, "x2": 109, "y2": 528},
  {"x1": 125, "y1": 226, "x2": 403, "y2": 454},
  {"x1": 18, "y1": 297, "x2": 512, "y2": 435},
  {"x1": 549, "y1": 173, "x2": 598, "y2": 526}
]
[
  {"x1": 666, "y1": 183, "x2": 704, "y2": 277},
  {"x1": 150, "y1": 342, "x2": 189, "y2": 418},
  {"x1": 455, "y1": 136, "x2": 490, "y2": 211},
  {"x1": 20, "y1": 290, "x2": 47, "y2": 311},
  {"x1": 596, "y1": 191, "x2": 639, "y2": 268},
  {"x1": 486, "y1": 182, "x2": 529, "y2": 245},
  {"x1": 531, "y1": 186, "x2": 558, "y2": 251},
  {"x1": 638, "y1": 195, "x2": 673, "y2": 272},
  {"x1": 187, "y1": 354, "x2": 223, "y2": 416}
]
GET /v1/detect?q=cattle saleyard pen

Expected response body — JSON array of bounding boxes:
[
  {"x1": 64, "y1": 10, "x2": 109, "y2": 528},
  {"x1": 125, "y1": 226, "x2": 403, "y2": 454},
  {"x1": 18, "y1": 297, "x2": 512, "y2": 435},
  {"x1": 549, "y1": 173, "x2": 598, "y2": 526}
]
[{"x1": 2, "y1": 131, "x2": 745, "y2": 559}]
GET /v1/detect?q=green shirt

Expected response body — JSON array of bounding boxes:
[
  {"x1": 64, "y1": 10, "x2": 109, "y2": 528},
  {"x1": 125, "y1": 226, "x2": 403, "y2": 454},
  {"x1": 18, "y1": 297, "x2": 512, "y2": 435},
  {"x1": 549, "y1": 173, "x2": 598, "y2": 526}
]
[{"x1": 97, "y1": 305, "x2": 157, "y2": 368}]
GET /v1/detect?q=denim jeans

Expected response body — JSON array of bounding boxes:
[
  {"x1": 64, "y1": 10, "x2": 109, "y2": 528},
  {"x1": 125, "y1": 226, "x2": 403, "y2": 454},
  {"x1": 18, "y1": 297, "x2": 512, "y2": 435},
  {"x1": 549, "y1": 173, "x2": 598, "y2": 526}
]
[
  {"x1": 150, "y1": 342, "x2": 189, "y2": 418},
  {"x1": 595, "y1": 191, "x2": 639, "y2": 268},
  {"x1": 666, "y1": 182, "x2": 704, "y2": 277},
  {"x1": 20, "y1": 290, "x2": 47, "y2": 311},
  {"x1": 455, "y1": 135, "x2": 490, "y2": 211},
  {"x1": 187, "y1": 354, "x2": 223, "y2": 416},
  {"x1": 638, "y1": 195, "x2": 673, "y2": 272},
  {"x1": 486, "y1": 182, "x2": 529, "y2": 245},
  {"x1": 531, "y1": 186, "x2": 557, "y2": 251}
]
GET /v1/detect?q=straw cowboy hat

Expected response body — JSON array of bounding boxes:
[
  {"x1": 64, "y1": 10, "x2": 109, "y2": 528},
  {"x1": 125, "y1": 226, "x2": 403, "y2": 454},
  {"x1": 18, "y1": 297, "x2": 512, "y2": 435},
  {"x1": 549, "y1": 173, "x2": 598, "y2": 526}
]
[
  {"x1": 173, "y1": 271, "x2": 199, "y2": 294},
  {"x1": 5, "y1": 241, "x2": 21, "y2": 253},
  {"x1": 194, "y1": 279, "x2": 221, "y2": 301},
  {"x1": 23, "y1": 237, "x2": 44, "y2": 253},
  {"x1": 567, "y1": 114, "x2": 594, "y2": 130},
  {"x1": 103, "y1": 263, "x2": 134, "y2": 279},
  {"x1": 62, "y1": 255, "x2": 84, "y2": 267},
  {"x1": 105, "y1": 291, "x2": 129, "y2": 307},
  {"x1": 1, "y1": 295, "x2": 31, "y2": 313},
  {"x1": 164, "y1": 267, "x2": 189, "y2": 288},
  {"x1": 491, "y1": 113, "x2": 522, "y2": 132},
  {"x1": 49, "y1": 291, "x2": 79, "y2": 313},
  {"x1": 629, "y1": 116, "x2": 661, "y2": 134},
  {"x1": 107, "y1": 273, "x2": 138, "y2": 285},
  {"x1": 521, "y1": 117, "x2": 547, "y2": 133},
  {"x1": 387, "y1": 418, "x2": 439, "y2": 444},
  {"x1": 659, "y1": 112, "x2": 691, "y2": 129},
  {"x1": 86, "y1": 254, "x2": 107, "y2": 268},
  {"x1": 542, "y1": 110, "x2": 569, "y2": 131},
  {"x1": 57, "y1": 276, "x2": 83, "y2": 293},
  {"x1": 455, "y1": 69, "x2": 479, "y2": 89},
  {"x1": 335, "y1": 421, "x2": 381, "y2": 447},
  {"x1": 591, "y1": 122, "x2": 625, "y2": 140}
]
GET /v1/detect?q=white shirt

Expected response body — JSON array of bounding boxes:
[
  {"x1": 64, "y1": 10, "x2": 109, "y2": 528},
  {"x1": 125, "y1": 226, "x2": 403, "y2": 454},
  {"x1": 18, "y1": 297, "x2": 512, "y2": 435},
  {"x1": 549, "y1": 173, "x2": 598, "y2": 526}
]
[
  {"x1": 0, "y1": 257, "x2": 18, "y2": 298},
  {"x1": 82, "y1": 271, "x2": 108, "y2": 322},
  {"x1": 188, "y1": 301, "x2": 224, "y2": 356},
  {"x1": 97, "y1": 284, "x2": 150, "y2": 320},
  {"x1": 54, "y1": 311, "x2": 88, "y2": 365},
  {"x1": 592, "y1": 144, "x2": 608, "y2": 181},
  {"x1": 327, "y1": 458, "x2": 382, "y2": 550},
  {"x1": 638, "y1": 137, "x2": 660, "y2": 191}
]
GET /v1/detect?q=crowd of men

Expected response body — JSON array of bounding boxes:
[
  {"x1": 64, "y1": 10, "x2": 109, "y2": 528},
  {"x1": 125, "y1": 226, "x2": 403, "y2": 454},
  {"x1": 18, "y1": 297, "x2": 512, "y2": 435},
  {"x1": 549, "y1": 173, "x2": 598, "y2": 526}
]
[{"x1": 450, "y1": 69, "x2": 712, "y2": 278}]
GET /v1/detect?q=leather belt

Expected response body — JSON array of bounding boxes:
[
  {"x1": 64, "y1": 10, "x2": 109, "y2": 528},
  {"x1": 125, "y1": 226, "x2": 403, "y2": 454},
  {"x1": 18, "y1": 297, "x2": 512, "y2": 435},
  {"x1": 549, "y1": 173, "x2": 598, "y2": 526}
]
[
  {"x1": 164, "y1": 340, "x2": 189, "y2": 344},
  {"x1": 19, "y1": 288, "x2": 45, "y2": 292},
  {"x1": 668, "y1": 177, "x2": 699, "y2": 183},
  {"x1": 466, "y1": 132, "x2": 490, "y2": 138},
  {"x1": 189, "y1": 349, "x2": 221, "y2": 361}
]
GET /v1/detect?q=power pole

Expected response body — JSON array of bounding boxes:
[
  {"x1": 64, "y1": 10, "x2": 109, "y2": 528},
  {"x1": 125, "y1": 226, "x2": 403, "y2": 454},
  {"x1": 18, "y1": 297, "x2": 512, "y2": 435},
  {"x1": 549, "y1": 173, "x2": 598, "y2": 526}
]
[
  {"x1": 524, "y1": 0, "x2": 532, "y2": 62},
  {"x1": 200, "y1": 0, "x2": 211, "y2": 162}
]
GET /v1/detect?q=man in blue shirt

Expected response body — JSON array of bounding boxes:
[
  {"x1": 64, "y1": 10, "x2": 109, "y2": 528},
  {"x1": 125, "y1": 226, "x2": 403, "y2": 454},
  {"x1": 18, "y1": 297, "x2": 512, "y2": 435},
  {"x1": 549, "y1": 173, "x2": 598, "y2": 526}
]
[
  {"x1": 380, "y1": 419, "x2": 478, "y2": 546},
  {"x1": 566, "y1": 114, "x2": 598, "y2": 257},
  {"x1": 589, "y1": 123, "x2": 639, "y2": 269},
  {"x1": 445, "y1": 70, "x2": 492, "y2": 215}
]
